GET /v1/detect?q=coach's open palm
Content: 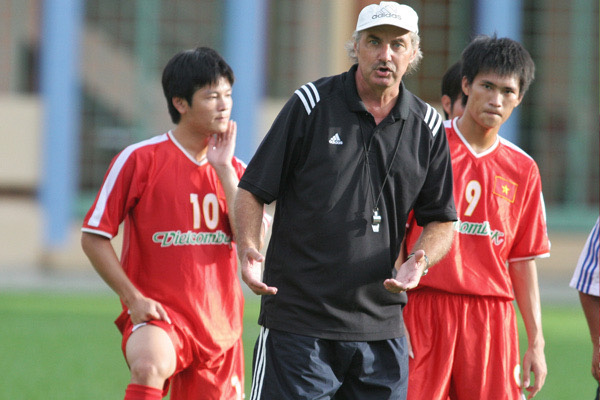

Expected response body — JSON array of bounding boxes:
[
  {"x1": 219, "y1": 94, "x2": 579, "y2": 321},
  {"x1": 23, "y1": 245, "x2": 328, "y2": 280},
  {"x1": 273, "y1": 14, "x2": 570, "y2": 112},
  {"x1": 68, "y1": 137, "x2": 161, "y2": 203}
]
[
  {"x1": 383, "y1": 250, "x2": 426, "y2": 293},
  {"x1": 240, "y1": 247, "x2": 278, "y2": 296}
]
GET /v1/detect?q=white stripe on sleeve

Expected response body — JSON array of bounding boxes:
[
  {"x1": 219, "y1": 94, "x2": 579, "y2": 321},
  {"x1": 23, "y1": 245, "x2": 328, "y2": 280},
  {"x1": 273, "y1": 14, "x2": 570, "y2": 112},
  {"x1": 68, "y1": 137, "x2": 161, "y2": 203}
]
[{"x1": 87, "y1": 134, "x2": 168, "y2": 227}]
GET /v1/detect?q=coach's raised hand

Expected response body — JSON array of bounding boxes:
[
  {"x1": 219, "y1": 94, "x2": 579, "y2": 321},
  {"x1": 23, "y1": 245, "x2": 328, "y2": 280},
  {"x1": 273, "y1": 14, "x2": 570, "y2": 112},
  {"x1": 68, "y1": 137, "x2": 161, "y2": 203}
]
[
  {"x1": 240, "y1": 246, "x2": 277, "y2": 296},
  {"x1": 384, "y1": 250, "x2": 427, "y2": 293}
]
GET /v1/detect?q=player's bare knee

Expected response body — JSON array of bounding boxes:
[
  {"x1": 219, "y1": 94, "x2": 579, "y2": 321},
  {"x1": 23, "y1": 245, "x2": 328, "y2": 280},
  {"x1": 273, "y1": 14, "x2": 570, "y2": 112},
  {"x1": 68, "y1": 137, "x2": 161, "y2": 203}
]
[
  {"x1": 129, "y1": 358, "x2": 172, "y2": 385},
  {"x1": 125, "y1": 325, "x2": 176, "y2": 384}
]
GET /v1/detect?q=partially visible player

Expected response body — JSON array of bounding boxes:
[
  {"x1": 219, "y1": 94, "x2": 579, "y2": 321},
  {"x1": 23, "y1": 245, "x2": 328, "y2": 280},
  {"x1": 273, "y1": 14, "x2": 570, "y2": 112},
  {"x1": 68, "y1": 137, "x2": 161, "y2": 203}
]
[
  {"x1": 81, "y1": 47, "x2": 247, "y2": 400},
  {"x1": 440, "y1": 61, "x2": 465, "y2": 120},
  {"x1": 403, "y1": 35, "x2": 549, "y2": 400},
  {"x1": 570, "y1": 217, "x2": 600, "y2": 399}
]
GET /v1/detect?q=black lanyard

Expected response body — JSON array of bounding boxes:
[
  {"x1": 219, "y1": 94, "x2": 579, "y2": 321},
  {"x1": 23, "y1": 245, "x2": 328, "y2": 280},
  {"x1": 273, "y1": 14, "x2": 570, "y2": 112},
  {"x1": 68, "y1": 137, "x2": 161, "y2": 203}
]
[{"x1": 359, "y1": 117, "x2": 406, "y2": 233}]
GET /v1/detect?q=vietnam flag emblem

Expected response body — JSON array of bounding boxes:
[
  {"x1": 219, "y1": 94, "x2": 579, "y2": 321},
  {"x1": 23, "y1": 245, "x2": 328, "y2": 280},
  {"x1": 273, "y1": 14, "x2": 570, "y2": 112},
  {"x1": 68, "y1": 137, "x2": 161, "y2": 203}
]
[{"x1": 493, "y1": 176, "x2": 517, "y2": 203}]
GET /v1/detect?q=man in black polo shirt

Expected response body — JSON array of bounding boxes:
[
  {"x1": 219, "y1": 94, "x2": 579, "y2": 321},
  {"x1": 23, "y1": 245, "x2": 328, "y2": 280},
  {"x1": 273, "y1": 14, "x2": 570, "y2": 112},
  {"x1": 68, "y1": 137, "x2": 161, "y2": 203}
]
[{"x1": 235, "y1": 2, "x2": 456, "y2": 399}]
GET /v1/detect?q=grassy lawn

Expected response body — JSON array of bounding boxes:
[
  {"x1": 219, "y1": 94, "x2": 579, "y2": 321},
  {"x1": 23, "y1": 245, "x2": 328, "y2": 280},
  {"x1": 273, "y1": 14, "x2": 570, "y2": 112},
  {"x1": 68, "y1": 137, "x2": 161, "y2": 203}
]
[{"x1": 0, "y1": 291, "x2": 595, "y2": 399}]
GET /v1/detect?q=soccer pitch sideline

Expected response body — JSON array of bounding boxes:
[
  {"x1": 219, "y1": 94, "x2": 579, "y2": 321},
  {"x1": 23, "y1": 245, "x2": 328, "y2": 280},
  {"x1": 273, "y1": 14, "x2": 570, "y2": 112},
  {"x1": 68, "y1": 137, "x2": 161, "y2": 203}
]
[{"x1": 0, "y1": 292, "x2": 595, "y2": 399}]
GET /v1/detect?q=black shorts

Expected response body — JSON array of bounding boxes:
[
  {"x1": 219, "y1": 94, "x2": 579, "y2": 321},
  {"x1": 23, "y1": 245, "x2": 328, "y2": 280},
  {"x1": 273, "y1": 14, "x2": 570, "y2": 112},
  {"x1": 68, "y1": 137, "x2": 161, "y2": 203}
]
[{"x1": 249, "y1": 327, "x2": 408, "y2": 400}]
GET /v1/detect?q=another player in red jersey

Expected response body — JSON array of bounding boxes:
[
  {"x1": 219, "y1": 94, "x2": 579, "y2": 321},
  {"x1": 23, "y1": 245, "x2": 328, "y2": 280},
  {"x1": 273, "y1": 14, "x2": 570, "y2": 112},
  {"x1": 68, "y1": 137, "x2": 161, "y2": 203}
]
[
  {"x1": 403, "y1": 36, "x2": 549, "y2": 400},
  {"x1": 81, "y1": 47, "x2": 248, "y2": 400},
  {"x1": 440, "y1": 61, "x2": 465, "y2": 120}
]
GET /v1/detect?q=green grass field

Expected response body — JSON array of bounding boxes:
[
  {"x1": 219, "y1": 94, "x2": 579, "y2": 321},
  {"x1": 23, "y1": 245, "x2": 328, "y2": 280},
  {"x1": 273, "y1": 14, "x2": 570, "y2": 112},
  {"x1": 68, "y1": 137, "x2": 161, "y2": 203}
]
[{"x1": 0, "y1": 291, "x2": 595, "y2": 399}]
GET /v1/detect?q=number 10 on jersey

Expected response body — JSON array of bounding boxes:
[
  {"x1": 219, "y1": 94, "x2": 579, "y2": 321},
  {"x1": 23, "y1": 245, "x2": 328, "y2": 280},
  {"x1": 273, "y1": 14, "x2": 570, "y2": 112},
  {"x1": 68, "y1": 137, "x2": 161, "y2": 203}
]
[{"x1": 190, "y1": 193, "x2": 220, "y2": 230}]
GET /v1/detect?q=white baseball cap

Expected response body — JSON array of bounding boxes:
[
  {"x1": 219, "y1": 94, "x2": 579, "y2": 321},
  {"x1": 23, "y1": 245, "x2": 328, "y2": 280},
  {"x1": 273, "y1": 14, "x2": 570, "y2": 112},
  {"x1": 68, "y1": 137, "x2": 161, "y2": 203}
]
[{"x1": 355, "y1": 2, "x2": 419, "y2": 34}]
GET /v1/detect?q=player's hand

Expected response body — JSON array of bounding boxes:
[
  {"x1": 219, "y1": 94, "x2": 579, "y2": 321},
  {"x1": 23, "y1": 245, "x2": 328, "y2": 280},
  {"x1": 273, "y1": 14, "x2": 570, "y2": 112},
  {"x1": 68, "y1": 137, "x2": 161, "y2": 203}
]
[
  {"x1": 383, "y1": 250, "x2": 427, "y2": 293},
  {"x1": 207, "y1": 120, "x2": 236, "y2": 170},
  {"x1": 128, "y1": 295, "x2": 172, "y2": 326},
  {"x1": 240, "y1": 247, "x2": 277, "y2": 296},
  {"x1": 522, "y1": 344, "x2": 547, "y2": 398}
]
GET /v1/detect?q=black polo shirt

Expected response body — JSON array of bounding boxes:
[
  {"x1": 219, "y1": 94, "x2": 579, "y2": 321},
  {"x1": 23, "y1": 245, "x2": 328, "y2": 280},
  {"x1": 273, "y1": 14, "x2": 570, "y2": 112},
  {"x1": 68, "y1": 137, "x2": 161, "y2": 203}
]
[{"x1": 239, "y1": 64, "x2": 456, "y2": 341}]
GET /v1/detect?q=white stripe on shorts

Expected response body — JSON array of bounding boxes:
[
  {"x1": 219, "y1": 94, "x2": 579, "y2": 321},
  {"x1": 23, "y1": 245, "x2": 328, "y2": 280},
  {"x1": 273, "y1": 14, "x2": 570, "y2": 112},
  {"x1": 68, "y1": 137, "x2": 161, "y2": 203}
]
[{"x1": 250, "y1": 327, "x2": 269, "y2": 400}]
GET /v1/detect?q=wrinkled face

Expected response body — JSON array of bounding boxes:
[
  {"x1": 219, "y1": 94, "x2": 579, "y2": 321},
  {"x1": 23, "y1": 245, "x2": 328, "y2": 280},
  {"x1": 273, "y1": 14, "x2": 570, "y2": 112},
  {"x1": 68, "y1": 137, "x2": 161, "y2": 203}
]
[
  {"x1": 462, "y1": 72, "x2": 522, "y2": 130},
  {"x1": 176, "y1": 76, "x2": 233, "y2": 135},
  {"x1": 355, "y1": 25, "x2": 417, "y2": 92}
]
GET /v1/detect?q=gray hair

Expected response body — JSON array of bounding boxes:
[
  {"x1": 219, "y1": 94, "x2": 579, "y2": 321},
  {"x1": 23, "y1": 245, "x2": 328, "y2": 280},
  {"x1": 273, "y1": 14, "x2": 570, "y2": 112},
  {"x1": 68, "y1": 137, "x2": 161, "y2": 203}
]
[{"x1": 344, "y1": 30, "x2": 423, "y2": 75}]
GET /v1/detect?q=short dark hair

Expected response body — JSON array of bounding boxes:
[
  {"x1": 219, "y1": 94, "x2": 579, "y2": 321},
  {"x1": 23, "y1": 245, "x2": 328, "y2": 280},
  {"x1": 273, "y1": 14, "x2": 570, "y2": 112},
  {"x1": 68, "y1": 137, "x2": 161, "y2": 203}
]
[
  {"x1": 460, "y1": 35, "x2": 535, "y2": 104},
  {"x1": 161, "y1": 47, "x2": 235, "y2": 124},
  {"x1": 441, "y1": 61, "x2": 463, "y2": 119}
]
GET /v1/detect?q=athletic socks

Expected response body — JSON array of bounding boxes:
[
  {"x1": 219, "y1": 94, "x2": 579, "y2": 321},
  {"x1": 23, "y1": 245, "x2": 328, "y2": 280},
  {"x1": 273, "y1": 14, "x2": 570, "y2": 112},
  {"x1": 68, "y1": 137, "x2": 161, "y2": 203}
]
[{"x1": 124, "y1": 383, "x2": 163, "y2": 400}]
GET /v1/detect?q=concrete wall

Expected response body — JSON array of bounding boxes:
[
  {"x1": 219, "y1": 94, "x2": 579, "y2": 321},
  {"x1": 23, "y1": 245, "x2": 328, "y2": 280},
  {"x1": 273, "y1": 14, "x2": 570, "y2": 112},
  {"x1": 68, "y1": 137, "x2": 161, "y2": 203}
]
[{"x1": 0, "y1": 95, "x2": 43, "y2": 268}]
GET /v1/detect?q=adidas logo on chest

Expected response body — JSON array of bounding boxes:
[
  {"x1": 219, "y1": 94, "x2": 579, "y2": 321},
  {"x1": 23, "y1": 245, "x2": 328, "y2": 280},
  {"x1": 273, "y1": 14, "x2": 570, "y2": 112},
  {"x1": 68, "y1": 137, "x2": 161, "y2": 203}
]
[{"x1": 329, "y1": 133, "x2": 343, "y2": 145}]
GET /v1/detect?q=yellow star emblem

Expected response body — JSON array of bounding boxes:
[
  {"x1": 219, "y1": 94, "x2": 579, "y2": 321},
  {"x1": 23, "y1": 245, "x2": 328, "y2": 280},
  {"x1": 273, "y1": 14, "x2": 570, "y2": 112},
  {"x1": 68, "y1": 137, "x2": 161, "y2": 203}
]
[{"x1": 493, "y1": 176, "x2": 517, "y2": 203}]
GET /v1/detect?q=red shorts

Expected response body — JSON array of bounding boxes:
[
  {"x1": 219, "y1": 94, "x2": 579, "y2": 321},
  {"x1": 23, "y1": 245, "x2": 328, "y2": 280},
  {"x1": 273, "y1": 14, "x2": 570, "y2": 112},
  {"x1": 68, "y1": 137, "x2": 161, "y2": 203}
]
[
  {"x1": 404, "y1": 290, "x2": 523, "y2": 400},
  {"x1": 116, "y1": 313, "x2": 244, "y2": 400}
]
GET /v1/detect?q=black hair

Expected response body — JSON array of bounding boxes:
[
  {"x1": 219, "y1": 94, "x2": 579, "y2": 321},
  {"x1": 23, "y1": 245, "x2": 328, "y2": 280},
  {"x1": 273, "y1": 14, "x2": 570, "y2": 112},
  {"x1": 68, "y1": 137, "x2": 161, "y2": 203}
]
[
  {"x1": 161, "y1": 47, "x2": 235, "y2": 124},
  {"x1": 441, "y1": 61, "x2": 463, "y2": 119},
  {"x1": 460, "y1": 35, "x2": 535, "y2": 106}
]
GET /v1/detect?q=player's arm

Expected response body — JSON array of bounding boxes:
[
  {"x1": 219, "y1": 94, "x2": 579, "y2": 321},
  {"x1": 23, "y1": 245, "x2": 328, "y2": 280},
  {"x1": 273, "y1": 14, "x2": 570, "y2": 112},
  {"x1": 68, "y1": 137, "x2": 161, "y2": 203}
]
[
  {"x1": 234, "y1": 188, "x2": 277, "y2": 295},
  {"x1": 407, "y1": 220, "x2": 454, "y2": 268},
  {"x1": 578, "y1": 291, "x2": 600, "y2": 382},
  {"x1": 384, "y1": 220, "x2": 454, "y2": 293},
  {"x1": 81, "y1": 232, "x2": 171, "y2": 325},
  {"x1": 509, "y1": 259, "x2": 547, "y2": 399},
  {"x1": 207, "y1": 120, "x2": 240, "y2": 238}
]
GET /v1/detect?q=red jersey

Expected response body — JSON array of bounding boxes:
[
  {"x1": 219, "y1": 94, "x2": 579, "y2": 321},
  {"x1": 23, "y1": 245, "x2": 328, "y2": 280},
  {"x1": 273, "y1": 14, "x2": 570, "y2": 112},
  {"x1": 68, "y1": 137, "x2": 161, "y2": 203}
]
[
  {"x1": 405, "y1": 118, "x2": 550, "y2": 299},
  {"x1": 82, "y1": 131, "x2": 246, "y2": 356}
]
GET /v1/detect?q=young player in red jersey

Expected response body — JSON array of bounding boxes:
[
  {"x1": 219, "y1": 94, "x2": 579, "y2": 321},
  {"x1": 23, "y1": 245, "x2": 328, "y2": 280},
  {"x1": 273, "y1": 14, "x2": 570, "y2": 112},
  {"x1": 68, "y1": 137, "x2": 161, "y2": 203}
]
[
  {"x1": 402, "y1": 36, "x2": 550, "y2": 400},
  {"x1": 81, "y1": 47, "x2": 248, "y2": 400}
]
